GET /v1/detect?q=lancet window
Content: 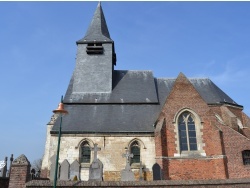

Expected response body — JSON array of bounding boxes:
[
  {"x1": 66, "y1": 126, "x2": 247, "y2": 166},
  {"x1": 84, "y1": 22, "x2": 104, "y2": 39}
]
[{"x1": 178, "y1": 112, "x2": 198, "y2": 152}]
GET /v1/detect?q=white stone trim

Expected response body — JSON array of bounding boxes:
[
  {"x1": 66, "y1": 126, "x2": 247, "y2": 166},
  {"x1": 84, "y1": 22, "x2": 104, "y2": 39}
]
[{"x1": 173, "y1": 108, "x2": 206, "y2": 157}]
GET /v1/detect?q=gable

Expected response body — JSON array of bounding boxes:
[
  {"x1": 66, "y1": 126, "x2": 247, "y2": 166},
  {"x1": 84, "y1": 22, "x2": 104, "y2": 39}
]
[
  {"x1": 159, "y1": 73, "x2": 211, "y2": 119},
  {"x1": 155, "y1": 77, "x2": 239, "y2": 107}
]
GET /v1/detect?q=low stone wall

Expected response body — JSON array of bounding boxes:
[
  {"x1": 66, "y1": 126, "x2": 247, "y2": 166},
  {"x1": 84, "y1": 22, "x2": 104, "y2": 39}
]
[
  {"x1": 0, "y1": 177, "x2": 9, "y2": 188},
  {"x1": 26, "y1": 178, "x2": 250, "y2": 188},
  {"x1": 103, "y1": 170, "x2": 152, "y2": 181}
]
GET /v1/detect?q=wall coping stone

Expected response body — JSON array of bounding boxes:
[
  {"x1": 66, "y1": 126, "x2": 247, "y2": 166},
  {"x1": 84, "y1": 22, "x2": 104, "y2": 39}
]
[
  {"x1": 26, "y1": 178, "x2": 250, "y2": 187},
  {"x1": 12, "y1": 154, "x2": 30, "y2": 166}
]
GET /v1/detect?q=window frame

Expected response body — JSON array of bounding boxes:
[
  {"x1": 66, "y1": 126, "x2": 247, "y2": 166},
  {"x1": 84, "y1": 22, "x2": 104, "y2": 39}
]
[
  {"x1": 80, "y1": 141, "x2": 91, "y2": 164},
  {"x1": 178, "y1": 112, "x2": 198, "y2": 152},
  {"x1": 130, "y1": 141, "x2": 141, "y2": 165},
  {"x1": 173, "y1": 108, "x2": 206, "y2": 157}
]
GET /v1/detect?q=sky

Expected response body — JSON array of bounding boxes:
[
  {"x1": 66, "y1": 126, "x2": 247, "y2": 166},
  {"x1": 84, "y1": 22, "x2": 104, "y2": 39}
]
[{"x1": 1, "y1": 1, "x2": 250, "y2": 167}]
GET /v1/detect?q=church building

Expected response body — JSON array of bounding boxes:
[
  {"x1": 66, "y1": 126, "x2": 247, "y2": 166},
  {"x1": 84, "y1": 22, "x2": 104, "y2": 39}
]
[{"x1": 41, "y1": 3, "x2": 250, "y2": 181}]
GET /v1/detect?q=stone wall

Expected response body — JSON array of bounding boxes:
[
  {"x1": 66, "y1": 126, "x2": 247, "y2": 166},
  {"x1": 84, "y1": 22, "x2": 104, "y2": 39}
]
[
  {"x1": 41, "y1": 115, "x2": 56, "y2": 178},
  {"x1": 103, "y1": 170, "x2": 152, "y2": 181},
  {"x1": 42, "y1": 134, "x2": 155, "y2": 181},
  {"x1": 25, "y1": 178, "x2": 250, "y2": 188}
]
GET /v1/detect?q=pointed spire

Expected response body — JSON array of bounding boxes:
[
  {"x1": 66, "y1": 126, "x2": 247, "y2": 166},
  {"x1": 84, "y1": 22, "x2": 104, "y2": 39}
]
[{"x1": 77, "y1": 2, "x2": 113, "y2": 43}]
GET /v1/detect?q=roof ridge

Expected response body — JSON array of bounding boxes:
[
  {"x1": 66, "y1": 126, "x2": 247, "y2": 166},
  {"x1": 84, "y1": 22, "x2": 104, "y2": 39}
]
[{"x1": 189, "y1": 77, "x2": 210, "y2": 80}]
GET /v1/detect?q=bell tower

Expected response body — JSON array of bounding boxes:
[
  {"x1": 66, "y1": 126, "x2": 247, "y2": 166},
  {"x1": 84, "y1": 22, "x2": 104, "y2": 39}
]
[{"x1": 72, "y1": 2, "x2": 116, "y2": 94}]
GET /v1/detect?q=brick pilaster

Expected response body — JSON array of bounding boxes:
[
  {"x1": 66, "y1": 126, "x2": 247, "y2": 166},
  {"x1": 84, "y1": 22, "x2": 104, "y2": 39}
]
[{"x1": 8, "y1": 154, "x2": 31, "y2": 188}]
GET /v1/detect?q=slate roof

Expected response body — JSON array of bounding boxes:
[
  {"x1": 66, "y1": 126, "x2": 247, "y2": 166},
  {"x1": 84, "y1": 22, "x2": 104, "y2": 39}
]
[
  {"x1": 77, "y1": 2, "x2": 113, "y2": 44},
  {"x1": 189, "y1": 78, "x2": 237, "y2": 105},
  {"x1": 64, "y1": 70, "x2": 159, "y2": 104},
  {"x1": 156, "y1": 78, "x2": 238, "y2": 106},
  {"x1": 52, "y1": 104, "x2": 160, "y2": 134},
  {"x1": 51, "y1": 75, "x2": 239, "y2": 134}
]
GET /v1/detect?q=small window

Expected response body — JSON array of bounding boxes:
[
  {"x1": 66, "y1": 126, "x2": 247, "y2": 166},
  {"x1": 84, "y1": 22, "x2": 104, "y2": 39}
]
[
  {"x1": 130, "y1": 141, "x2": 140, "y2": 164},
  {"x1": 178, "y1": 112, "x2": 197, "y2": 152},
  {"x1": 86, "y1": 43, "x2": 103, "y2": 54},
  {"x1": 242, "y1": 150, "x2": 250, "y2": 165},
  {"x1": 80, "y1": 141, "x2": 91, "y2": 163}
]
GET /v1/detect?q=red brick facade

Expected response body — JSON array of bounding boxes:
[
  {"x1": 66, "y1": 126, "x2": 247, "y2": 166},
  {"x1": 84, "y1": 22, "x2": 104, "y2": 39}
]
[{"x1": 155, "y1": 73, "x2": 250, "y2": 180}]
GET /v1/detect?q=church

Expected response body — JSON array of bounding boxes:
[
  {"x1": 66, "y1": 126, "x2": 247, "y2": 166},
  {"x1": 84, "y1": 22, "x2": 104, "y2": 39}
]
[{"x1": 41, "y1": 3, "x2": 250, "y2": 181}]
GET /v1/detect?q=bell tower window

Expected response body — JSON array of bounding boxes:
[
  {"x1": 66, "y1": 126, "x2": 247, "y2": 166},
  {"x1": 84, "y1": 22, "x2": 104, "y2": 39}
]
[{"x1": 86, "y1": 43, "x2": 103, "y2": 54}]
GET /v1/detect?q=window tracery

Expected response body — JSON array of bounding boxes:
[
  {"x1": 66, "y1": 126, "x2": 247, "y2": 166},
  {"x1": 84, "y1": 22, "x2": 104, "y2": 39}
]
[{"x1": 178, "y1": 112, "x2": 197, "y2": 151}]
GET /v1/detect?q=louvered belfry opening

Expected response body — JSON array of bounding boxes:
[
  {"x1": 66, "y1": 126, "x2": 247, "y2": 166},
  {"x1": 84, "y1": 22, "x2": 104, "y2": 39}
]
[{"x1": 86, "y1": 43, "x2": 103, "y2": 54}]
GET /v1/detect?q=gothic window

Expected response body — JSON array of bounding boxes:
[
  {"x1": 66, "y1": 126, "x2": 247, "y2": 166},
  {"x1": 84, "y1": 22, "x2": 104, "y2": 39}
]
[
  {"x1": 80, "y1": 141, "x2": 91, "y2": 163},
  {"x1": 242, "y1": 150, "x2": 250, "y2": 165},
  {"x1": 178, "y1": 112, "x2": 197, "y2": 152},
  {"x1": 86, "y1": 43, "x2": 103, "y2": 54},
  {"x1": 130, "y1": 141, "x2": 140, "y2": 164}
]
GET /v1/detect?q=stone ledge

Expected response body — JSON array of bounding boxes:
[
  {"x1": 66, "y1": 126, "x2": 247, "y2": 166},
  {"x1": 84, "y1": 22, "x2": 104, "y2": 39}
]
[{"x1": 26, "y1": 178, "x2": 250, "y2": 187}]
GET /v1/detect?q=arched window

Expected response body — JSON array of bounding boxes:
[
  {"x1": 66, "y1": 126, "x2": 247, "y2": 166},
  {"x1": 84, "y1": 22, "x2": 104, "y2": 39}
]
[
  {"x1": 178, "y1": 111, "x2": 197, "y2": 151},
  {"x1": 130, "y1": 141, "x2": 140, "y2": 164},
  {"x1": 80, "y1": 141, "x2": 91, "y2": 163}
]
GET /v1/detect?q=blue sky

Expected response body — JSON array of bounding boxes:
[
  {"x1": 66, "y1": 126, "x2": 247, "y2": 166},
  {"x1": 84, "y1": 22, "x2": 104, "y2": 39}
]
[{"x1": 1, "y1": 1, "x2": 250, "y2": 165}]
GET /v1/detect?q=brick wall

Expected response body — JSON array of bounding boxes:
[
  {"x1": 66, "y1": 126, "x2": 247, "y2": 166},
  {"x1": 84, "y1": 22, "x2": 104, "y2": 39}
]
[
  {"x1": 8, "y1": 154, "x2": 31, "y2": 188},
  {"x1": 227, "y1": 106, "x2": 244, "y2": 122},
  {"x1": 242, "y1": 112, "x2": 250, "y2": 127},
  {"x1": 8, "y1": 165, "x2": 30, "y2": 188},
  {"x1": 155, "y1": 73, "x2": 228, "y2": 180},
  {"x1": 154, "y1": 73, "x2": 250, "y2": 180},
  {"x1": 218, "y1": 123, "x2": 250, "y2": 179},
  {"x1": 167, "y1": 157, "x2": 227, "y2": 180}
]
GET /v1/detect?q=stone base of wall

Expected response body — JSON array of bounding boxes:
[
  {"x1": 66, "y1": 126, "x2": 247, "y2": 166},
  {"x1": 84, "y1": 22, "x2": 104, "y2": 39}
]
[
  {"x1": 103, "y1": 171, "x2": 121, "y2": 181},
  {"x1": 133, "y1": 169, "x2": 153, "y2": 181},
  {"x1": 103, "y1": 170, "x2": 153, "y2": 181},
  {"x1": 26, "y1": 178, "x2": 250, "y2": 188}
]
